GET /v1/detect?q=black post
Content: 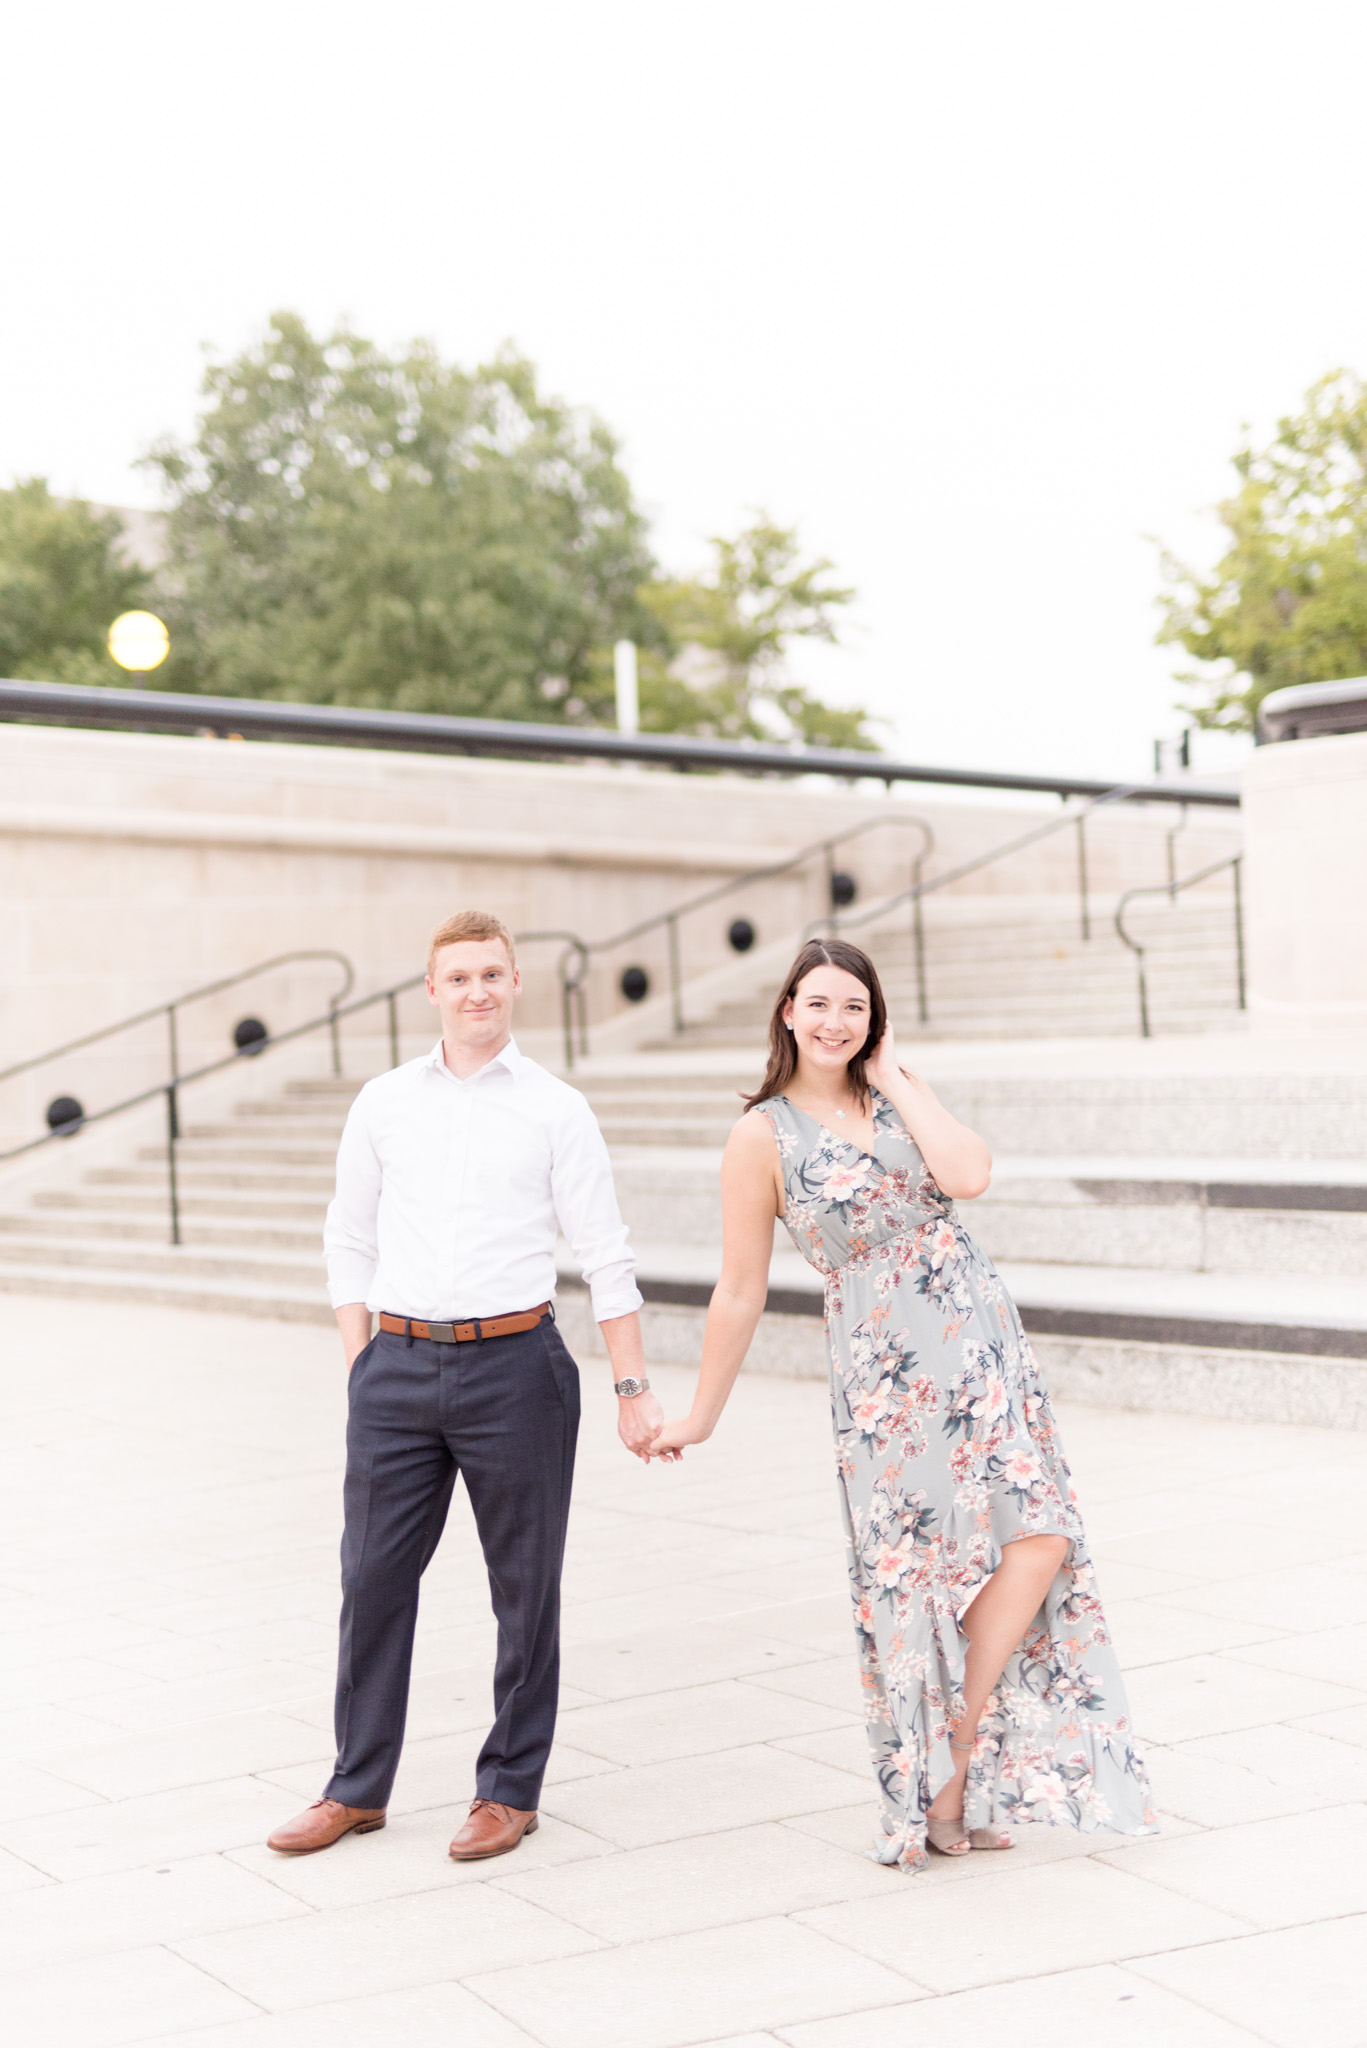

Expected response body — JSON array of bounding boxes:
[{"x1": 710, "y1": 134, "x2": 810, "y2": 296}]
[
  {"x1": 167, "y1": 1004, "x2": 180, "y2": 1088},
  {"x1": 165, "y1": 1083, "x2": 181, "y2": 1247},
  {"x1": 1232, "y1": 856, "x2": 1247, "y2": 1010},
  {"x1": 667, "y1": 916, "x2": 683, "y2": 1034},
  {"x1": 560, "y1": 964, "x2": 576, "y2": 1072},
  {"x1": 386, "y1": 991, "x2": 399, "y2": 1069},
  {"x1": 911, "y1": 856, "x2": 928, "y2": 1026},
  {"x1": 1076, "y1": 814, "x2": 1091, "y2": 941},
  {"x1": 1136, "y1": 951, "x2": 1152, "y2": 1039},
  {"x1": 329, "y1": 1001, "x2": 342, "y2": 1077}
]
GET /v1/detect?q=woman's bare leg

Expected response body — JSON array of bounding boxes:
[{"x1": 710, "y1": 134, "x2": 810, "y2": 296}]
[{"x1": 927, "y1": 1533, "x2": 1071, "y2": 1842}]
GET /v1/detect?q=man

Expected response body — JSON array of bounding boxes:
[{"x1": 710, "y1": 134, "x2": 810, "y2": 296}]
[{"x1": 267, "y1": 910, "x2": 665, "y2": 1861}]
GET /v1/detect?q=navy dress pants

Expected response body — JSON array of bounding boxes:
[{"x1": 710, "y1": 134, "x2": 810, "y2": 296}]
[{"x1": 324, "y1": 1318, "x2": 580, "y2": 1813}]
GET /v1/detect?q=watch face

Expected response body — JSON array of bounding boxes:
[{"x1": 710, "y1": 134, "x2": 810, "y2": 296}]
[{"x1": 617, "y1": 1378, "x2": 644, "y2": 1398}]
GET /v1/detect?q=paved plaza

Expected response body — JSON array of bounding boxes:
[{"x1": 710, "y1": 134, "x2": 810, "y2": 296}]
[{"x1": 0, "y1": 1295, "x2": 1364, "y2": 2047}]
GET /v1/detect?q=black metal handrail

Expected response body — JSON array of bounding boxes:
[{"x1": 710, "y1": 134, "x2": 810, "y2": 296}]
[
  {"x1": 557, "y1": 813, "x2": 935, "y2": 1054},
  {"x1": 1114, "y1": 857, "x2": 1246, "y2": 1038},
  {"x1": 0, "y1": 934, "x2": 583, "y2": 1244},
  {"x1": 0, "y1": 677, "x2": 1242, "y2": 806},
  {"x1": 804, "y1": 786, "x2": 1144, "y2": 1002},
  {"x1": 0, "y1": 949, "x2": 356, "y2": 1095}
]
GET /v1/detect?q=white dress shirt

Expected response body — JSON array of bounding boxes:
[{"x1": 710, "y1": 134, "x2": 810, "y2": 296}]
[{"x1": 323, "y1": 1036, "x2": 642, "y2": 1324}]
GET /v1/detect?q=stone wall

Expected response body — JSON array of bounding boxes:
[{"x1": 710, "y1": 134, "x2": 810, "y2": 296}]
[
  {"x1": 0, "y1": 720, "x2": 1241, "y2": 1144},
  {"x1": 1243, "y1": 729, "x2": 1367, "y2": 1032}
]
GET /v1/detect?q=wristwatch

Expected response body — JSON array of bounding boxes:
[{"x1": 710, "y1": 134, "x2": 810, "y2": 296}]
[{"x1": 613, "y1": 1376, "x2": 650, "y2": 1398}]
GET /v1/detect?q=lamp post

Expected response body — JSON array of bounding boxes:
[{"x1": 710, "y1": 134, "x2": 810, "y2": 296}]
[{"x1": 108, "y1": 609, "x2": 170, "y2": 684}]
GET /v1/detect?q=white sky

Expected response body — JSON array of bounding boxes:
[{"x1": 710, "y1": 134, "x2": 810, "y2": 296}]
[{"x1": 6, "y1": 0, "x2": 1367, "y2": 781}]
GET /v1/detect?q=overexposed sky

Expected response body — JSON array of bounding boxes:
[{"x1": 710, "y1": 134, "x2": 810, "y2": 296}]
[{"x1": 6, "y1": 0, "x2": 1366, "y2": 780}]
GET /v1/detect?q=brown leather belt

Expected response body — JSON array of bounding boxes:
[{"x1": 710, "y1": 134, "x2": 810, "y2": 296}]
[{"x1": 378, "y1": 1302, "x2": 552, "y2": 1344}]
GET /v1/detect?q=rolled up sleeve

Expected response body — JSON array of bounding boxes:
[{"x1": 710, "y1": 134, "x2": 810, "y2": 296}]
[
  {"x1": 323, "y1": 1092, "x2": 382, "y2": 1308},
  {"x1": 551, "y1": 1095, "x2": 642, "y2": 1322}
]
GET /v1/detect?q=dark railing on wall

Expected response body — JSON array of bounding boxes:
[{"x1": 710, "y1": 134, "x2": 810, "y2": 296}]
[
  {"x1": 806, "y1": 784, "x2": 1142, "y2": 960},
  {"x1": 553, "y1": 814, "x2": 935, "y2": 1053},
  {"x1": 0, "y1": 679, "x2": 1247, "y2": 1240},
  {"x1": 1115, "y1": 857, "x2": 1247, "y2": 1038},
  {"x1": 0, "y1": 677, "x2": 1242, "y2": 805}
]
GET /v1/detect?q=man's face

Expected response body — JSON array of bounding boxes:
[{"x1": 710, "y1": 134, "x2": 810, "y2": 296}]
[{"x1": 426, "y1": 939, "x2": 520, "y2": 1051}]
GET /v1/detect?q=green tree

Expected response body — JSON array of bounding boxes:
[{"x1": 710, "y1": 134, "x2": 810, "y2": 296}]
[
  {"x1": 0, "y1": 480, "x2": 149, "y2": 684},
  {"x1": 1158, "y1": 370, "x2": 1367, "y2": 730},
  {"x1": 627, "y1": 516, "x2": 877, "y2": 748},
  {"x1": 143, "y1": 312, "x2": 657, "y2": 720}
]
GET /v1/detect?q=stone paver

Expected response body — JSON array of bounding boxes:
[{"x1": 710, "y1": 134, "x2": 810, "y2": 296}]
[{"x1": 1, "y1": 1294, "x2": 1365, "y2": 2046}]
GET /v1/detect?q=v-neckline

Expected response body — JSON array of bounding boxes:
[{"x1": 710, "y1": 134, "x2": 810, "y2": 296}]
[{"x1": 778, "y1": 1090, "x2": 885, "y2": 1167}]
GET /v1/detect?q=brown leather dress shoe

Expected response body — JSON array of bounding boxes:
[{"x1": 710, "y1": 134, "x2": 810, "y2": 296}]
[
  {"x1": 448, "y1": 1797, "x2": 539, "y2": 1861},
  {"x1": 267, "y1": 1798, "x2": 387, "y2": 1854}
]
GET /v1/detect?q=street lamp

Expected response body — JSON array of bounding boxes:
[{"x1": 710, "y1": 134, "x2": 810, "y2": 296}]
[{"x1": 108, "y1": 610, "x2": 170, "y2": 681}]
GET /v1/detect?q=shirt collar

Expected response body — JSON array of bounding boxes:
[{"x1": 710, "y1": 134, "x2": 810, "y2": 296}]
[{"x1": 423, "y1": 1034, "x2": 523, "y2": 1083}]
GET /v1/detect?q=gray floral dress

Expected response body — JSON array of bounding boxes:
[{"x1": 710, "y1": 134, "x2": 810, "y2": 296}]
[{"x1": 758, "y1": 1090, "x2": 1156, "y2": 1871}]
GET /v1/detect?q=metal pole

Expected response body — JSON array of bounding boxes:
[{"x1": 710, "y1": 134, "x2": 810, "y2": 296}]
[
  {"x1": 387, "y1": 991, "x2": 399, "y2": 1069},
  {"x1": 560, "y1": 963, "x2": 575, "y2": 1071},
  {"x1": 1136, "y1": 951, "x2": 1151, "y2": 1039},
  {"x1": 167, "y1": 1004, "x2": 180, "y2": 1088},
  {"x1": 329, "y1": 1002, "x2": 341, "y2": 1077},
  {"x1": 1232, "y1": 856, "x2": 1247, "y2": 1010},
  {"x1": 667, "y1": 916, "x2": 683, "y2": 1034},
  {"x1": 911, "y1": 857, "x2": 928, "y2": 1026},
  {"x1": 1076, "y1": 814, "x2": 1090, "y2": 941},
  {"x1": 165, "y1": 1083, "x2": 181, "y2": 1247},
  {"x1": 1166, "y1": 804, "x2": 1189, "y2": 900}
]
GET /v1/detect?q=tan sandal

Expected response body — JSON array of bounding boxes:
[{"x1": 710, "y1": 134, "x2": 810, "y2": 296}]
[
  {"x1": 926, "y1": 1815, "x2": 972, "y2": 1856},
  {"x1": 929, "y1": 1736, "x2": 1013, "y2": 1853}
]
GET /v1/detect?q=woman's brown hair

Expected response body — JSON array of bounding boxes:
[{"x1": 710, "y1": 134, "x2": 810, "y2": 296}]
[{"x1": 742, "y1": 937, "x2": 889, "y2": 1111}]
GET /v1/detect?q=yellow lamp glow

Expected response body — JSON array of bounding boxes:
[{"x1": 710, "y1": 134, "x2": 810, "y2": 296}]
[{"x1": 108, "y1": 610, "x2": 170, "y2": 673}]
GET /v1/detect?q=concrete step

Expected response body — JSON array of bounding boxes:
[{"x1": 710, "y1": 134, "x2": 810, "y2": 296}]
[
  {"x1": 88, "y1": 1163, "x2": 335, "y2": 1192},
  {"x1": 0, "y1": 1259, "x2": 333, "y2": 1324},
  {"x1": 185, "y1": 1117, "x2": 347, "y2": 1142},
  {"x1": 0, "y1": 1233, "x2": 320, "y2": 1287},
  {"x1": 0, "y1": 1209, "x2": 322, "y2": 1250},
  {"x1": 135, "y1": 1141, "x2": 339, "y2": 1168},
  {"x1": 965, "y1": 1159, "x2": 1367, "y2": 1278},
  {"x1": 34, "y1": 1186, "x2": 329, "y2": 1221}
]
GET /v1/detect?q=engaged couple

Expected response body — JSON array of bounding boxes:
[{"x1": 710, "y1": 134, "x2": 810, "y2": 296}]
[{"x1": 267, "y1": 909, "x2": 1154, "y2": 1874}]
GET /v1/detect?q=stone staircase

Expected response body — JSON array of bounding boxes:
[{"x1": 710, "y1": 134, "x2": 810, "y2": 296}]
[
  {"x1": 657, "y1": 893, "x2": 1246, "y2": 1048},
  {"x1": 0, "y1": 1082, "x2": 347, "y2": 1321},
  {"x1": 1, "y1": 1039, "x2": 1365, "y2": 1428}
]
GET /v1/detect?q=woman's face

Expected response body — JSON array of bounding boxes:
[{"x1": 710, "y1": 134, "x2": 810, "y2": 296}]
[{"x1": 783, "y1": 965, "x2": 873, "y2": 1076}]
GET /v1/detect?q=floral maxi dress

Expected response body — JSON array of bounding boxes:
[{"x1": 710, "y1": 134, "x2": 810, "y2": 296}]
[{"x1": 758, "y1": 1091, "x2": 1156, "y2": 1870}]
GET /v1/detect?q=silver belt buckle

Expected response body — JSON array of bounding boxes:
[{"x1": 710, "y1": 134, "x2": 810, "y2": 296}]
[{"x1": 428, "y1": 1321, "x2": 457, "y2": 1342}]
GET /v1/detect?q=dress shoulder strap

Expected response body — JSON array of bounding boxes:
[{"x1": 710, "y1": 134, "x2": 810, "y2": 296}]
[{"x1": 751, "y1": 1094, "x2": 799, "y2": 1141}]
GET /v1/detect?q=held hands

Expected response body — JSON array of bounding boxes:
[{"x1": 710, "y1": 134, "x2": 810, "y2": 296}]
[
  {"x1": 617, "y1": 1389, "x2": 681, "y2": 1464},
  {"x1": 646, "y1": 1414, "x2": 711, "y2": 1459}
]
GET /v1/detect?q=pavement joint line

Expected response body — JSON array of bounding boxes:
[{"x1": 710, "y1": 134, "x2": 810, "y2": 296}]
[{"x1": 1112, "y1": 1959, "x2": 1282, "y2": 2048}]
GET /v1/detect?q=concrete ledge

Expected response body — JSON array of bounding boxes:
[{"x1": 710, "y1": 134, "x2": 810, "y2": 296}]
[
  {"x1": 1017, "y1": 1303, "x2": 1367, "y2": 1360},
  {"x1": 1032, "y1": 1332, "x2": 1367, "y2": 1430}
]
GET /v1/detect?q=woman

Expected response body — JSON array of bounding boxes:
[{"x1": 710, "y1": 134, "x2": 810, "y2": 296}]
[{"x1": 649, "y1": 938, "x2": 1155, "y2": 1870}]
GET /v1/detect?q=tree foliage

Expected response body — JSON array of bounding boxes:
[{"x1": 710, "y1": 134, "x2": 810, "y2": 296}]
[
  {"x1": 144, "y1": 312, "x2": 656, "y2": 720},
  {"x1": 1159, "y1": 370, "x2": 1367, "y2": 730},
  {"x1": 632, "y1": 517, "x2": 874, "y2": 748},
  {"x1": 3, "y1": 312, "x2": 877, "y2": 748},
  {"x1": 0, "y1": 480, "x2": 149, "y2": 684}
]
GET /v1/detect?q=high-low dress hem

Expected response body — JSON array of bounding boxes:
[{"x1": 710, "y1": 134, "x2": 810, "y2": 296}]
[{"x1": 758, "y1": 1091, "x2": 1156, "y2": 1875}]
